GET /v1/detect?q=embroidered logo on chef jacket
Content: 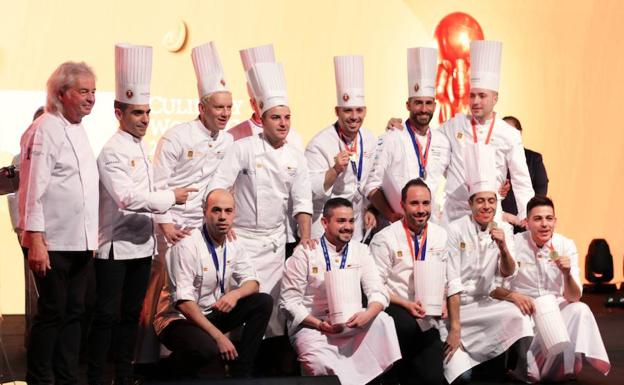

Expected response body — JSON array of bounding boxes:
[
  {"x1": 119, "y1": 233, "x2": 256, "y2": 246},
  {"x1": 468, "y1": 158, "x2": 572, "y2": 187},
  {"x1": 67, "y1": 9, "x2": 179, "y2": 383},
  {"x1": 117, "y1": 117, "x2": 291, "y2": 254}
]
[
  {"x1": 456, "y1": 132, "x2": 463, "y2": 140},
  {"x1": 460, "y1": 241, "x2": 466, "y2": 250},
  {"x1": 130, "y1": 159, "x2": 136, "y2": 168},
  {"x1": 187, "y1": 150, "x2": 194, "y2": 159},
  {"x1": 286, "y1": 165, "x2": 297, "y2": 177},
  {"x1": 428, "y1": 249, "x2": 446, "y2": 260},
  {"x1": 312, "y1": 266, "x2": 318, "y2": 274},
  {"x1": 396, "y1": 250, "x2": 404, "y2": 258}
]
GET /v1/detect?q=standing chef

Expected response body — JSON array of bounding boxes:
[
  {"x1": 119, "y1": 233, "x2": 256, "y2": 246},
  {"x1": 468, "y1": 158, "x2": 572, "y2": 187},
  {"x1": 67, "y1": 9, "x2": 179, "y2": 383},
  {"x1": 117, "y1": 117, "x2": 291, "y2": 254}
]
[
  {"x1": 136, "y1": 41, "x2": 234, "y2": 363},
  {"x1": 305, "y1": 55, "x2": 377, "y2": 241},
  {"x1": 366, "y1": 47, "x2": 450, "y2": 224},
  {"x1": 440, "y1": 40, "x2": 533, "y2": 225},
  {"x1": 88, "y1": 44, "x2": 194, "y2": 385},
  {"x1": 19, "y1": 61, "x2": 98, "y2": 385},
  {"x1": 207, "y1": 61, "x2": 313, "y2": 338}
]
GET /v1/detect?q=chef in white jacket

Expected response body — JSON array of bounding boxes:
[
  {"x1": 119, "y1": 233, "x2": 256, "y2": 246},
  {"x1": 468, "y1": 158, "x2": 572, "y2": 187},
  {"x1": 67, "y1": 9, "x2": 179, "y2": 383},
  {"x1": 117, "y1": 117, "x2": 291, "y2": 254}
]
[
  {"x1": 279, "y1": 197, "x2": 401, "y2": 385},
  {"x1": 366, "y1": 47, "x2": 450, "y2": 224},
  {"x1": 18, "y1": 61, "x2": 98, "y2": 385},
  {"x1": 369, "y1": 178, "x2": 447, "y2": 385},
  {"x1": 153, "y1": 189, "x2": 272, "y2": 378},
  {"x1": 491, "y1": 196, "x2": 610, "y2": 382},
  {"x1": 136, "y1": 41, "x2": 234, "y2": 363},
  {"x1": 228, "y1": 44, "x2": 304, "y2": 259},
  {"x1": 443, "y1": 144, "x2": 533, "y2": 383},
  {"x1": 440, "y1": 40, "x2": 534, "y2": 225},
  {"x1": 207, "y1": 62, "x2": 313, "y2": 338},
  {"x1": 305, "y1": 55, "x2": 377, "y2": 241},
  {"x1": 227, "y1": 43, "x2": 303, "y2": 150},
  {"x1": 88, "y1": 44, "x2": 195, "y2": 385}
]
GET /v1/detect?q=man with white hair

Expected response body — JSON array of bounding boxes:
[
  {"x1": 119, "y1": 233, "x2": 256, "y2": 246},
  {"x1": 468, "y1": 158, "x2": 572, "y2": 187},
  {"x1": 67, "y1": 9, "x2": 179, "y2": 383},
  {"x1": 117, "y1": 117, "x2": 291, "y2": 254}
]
[
  {"x1": 305, "y1": 55, "x2": 377, "y2": 241},
  {"x1": 207, "y1": 62, "x2": 313, "y2": 340},
  {"x1": 136, "y1": 41, "x2": 234, "y2": 363},
  {"x1": 19, "y1": 61, "x2": 98, "y2": 385}
]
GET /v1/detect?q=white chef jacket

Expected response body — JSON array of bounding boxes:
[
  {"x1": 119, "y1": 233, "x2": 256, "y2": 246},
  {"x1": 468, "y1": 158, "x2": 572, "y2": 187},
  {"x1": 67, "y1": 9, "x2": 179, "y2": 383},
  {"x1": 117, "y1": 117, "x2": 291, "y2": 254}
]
[
  {"x1": 279, "y1": 239, "x2": 400, "y2": 385},
  {"x1": 443, "y1": 214, "x2": 533, "y2": 383},
  {"x1": 505, "y1": 232, "x2": 610, "y2": 382},
  {"x1": 441, "y1": 113, "x2": 534, "y2": 222},
  {"x1": 97, "y1": 130, "x2": 175, "y2": 260},
  {"x1": 507, "y1": 232, "x2": 581, "y2": 298},
  {"x1": 228, "y1": 118, "x2": 305, "y2": 243},
  {"x1": 305, "y1": 124, "x2": 377, "y2": 240},
  {"x1": 446, "y1": 214, "x2": 516, "y2": 300},
  {"x1": 369, "y1": 220, "x2": 448, "y2": 330},
  {"x1": 207, "y1": 133, "x2": 312, "y2": 337},
  {"x1": 279, "y1": 238, "x2": 389, "y2": 333},
  {"x1": 153, "y1": 118, "x2": 233, "y2": 229},
  {"x1": 207, "y1": 133, "x2": 312, "y2": 231},
  {"x1": 18, "y1": 112, "x2": 99, "y2": 251},
  {"x1": 365, "y1": 123, "x2": 450, "y2": 221},
  {"x1": 153, "y1": 227, "x2": 258, "y2": 335}
]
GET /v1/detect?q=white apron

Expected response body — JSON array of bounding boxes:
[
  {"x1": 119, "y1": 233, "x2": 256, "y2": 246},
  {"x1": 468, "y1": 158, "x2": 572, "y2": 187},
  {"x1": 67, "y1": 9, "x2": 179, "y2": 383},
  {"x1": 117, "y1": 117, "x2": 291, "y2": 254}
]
[
  {"x1": 236, "y1": 226, "x2": 287, "y2": 337},
  {"x1": 293, "y1": 313, "x2": 401, "y2": 385},
  {"x1": 443, "y1": 298, "x2": 533, "y2": 383}
]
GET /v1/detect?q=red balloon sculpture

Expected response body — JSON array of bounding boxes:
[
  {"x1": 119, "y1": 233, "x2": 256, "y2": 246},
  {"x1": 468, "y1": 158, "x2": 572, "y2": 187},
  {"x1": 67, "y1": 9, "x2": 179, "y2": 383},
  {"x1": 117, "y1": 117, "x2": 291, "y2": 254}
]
[{"x1": 434, "y1": 12, "x2": 484, "y2": 123}]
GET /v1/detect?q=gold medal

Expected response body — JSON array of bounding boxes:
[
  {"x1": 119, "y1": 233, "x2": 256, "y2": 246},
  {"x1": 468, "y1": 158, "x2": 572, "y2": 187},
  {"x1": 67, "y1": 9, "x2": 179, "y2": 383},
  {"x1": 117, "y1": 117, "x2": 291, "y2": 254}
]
[
  {"x1": 349, "y1": 152, "x2": 357, "y2": 163},
  {"x1": 549, "y1": 250, "x2": 559, "y2": 260}
]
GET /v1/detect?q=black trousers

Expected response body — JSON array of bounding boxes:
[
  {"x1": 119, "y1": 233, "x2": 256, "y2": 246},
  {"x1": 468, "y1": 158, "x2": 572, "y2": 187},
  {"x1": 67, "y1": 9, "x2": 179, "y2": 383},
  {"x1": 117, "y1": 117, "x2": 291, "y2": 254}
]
[
  {"x1": 159, "y1": 293, "x2": 272, "y2": 378},
  {"x1": 87, "y1": 256, "x2": 152, "y2": 384},
  {"x1": 26, "y1": 250, "x2": 92, "y2": 385},
  {"x1": 385, "y1": 304, "x2": 445, "y2": 385}
]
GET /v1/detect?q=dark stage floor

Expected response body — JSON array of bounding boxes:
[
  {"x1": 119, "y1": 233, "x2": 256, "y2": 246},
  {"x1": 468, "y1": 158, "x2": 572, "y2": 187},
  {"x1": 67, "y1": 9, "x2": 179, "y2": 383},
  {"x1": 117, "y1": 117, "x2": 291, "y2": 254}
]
[{"x1": 1, "y1": 293, "x2": 622, "y2": 384}]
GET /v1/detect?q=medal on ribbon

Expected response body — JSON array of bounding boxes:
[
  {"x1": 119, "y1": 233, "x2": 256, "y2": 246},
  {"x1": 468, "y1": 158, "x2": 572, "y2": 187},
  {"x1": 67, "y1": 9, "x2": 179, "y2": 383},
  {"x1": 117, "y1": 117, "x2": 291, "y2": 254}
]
[
  {"x1": 470, "y1": 112, "x2": 496, "y2": 145},
  {"x1": 202, "y1": 225, "x2": 227, "y2": 295},
  {"x1": 405, "y1": 120, "x2": 431, "y2": 179},
  {"x1": 320, "y1": 235, "x2": 349, "y2": 271},
  {"x1": 547, "y1": 243, "x2": 559, "y2": 260},
  {"x1": 402, "y1": 220, "x2": 428, "y2": 261}
]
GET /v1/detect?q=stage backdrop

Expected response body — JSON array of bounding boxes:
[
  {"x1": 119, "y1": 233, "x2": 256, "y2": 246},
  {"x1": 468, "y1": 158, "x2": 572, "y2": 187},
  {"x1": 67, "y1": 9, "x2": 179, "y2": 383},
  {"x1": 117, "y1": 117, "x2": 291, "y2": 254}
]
[{"x1": 1, "y1": 0, "x2": 623, "y2": 313}]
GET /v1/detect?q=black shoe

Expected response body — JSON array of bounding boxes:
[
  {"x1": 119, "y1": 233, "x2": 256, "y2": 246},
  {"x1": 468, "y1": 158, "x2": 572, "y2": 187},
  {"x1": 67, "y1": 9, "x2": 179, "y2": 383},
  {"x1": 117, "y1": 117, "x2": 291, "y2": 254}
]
[{"x1": 113, "y1": 375, "x2": 145, "y2": 385}]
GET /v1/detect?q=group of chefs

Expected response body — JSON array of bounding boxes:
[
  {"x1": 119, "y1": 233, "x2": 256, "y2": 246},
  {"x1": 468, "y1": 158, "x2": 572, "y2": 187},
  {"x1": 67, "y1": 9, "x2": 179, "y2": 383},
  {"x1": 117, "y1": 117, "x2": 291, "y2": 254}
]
[{"x1": 13, "y1": 37, "x2": 611, "y2": 385}]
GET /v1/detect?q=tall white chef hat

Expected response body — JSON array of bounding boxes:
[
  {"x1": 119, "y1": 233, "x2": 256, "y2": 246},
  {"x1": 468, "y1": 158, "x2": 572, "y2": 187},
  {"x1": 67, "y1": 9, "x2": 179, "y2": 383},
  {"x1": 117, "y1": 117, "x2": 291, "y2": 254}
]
[
  {"x1": 464, "y1": 144, "x2": 498, "y2": 196},
  {"x1": 191, "y1": 41, "x2": 228, "y2": 98},
  {"x1": 470, "y1": 40, "x2": 502, "y2": 92},
  {"x1": 240, "y1": 44, "x2": 275, "y2": 99},
  {"x1": 115, "y1": 44, "x2": 152, "y2": 104},
  {"x1": 407, "y1": 47, "x2": 438, "y2": 98},
  {"x1": 334, "y1": 55, "x2": 365, "y2": 107},
  {"x1": 247, "y1": 62, "x2": 288, "y2": 114}
]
